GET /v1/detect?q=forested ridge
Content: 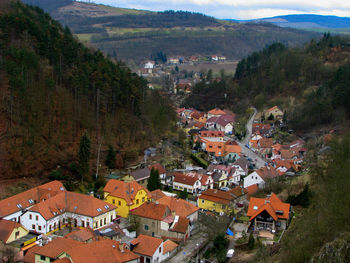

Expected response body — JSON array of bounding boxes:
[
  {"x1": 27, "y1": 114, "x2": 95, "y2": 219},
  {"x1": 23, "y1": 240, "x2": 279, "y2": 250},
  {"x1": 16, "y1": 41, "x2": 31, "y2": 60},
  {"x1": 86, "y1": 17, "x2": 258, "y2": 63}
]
[
  {"x1": 184, "y1": 34, "x2": 350, "y2": 132},
  {"x1": 21, "y1": 0, "x2": 319, "y2": 63},
  {"x1": 0, "y1": 1, "x2": 175, "y2": 179}
]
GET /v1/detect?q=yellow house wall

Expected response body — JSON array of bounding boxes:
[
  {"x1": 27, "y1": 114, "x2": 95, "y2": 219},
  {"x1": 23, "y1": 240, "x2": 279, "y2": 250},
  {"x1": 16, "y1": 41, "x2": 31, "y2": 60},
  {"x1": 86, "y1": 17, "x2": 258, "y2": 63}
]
[
  {"x1": 6, "y1": 226, "x2": 29, "y2": 243},
  {"x1": 104, "y1": 189, "x2": 149, "y2": 218},
  {"x1": 198, "y1": 198, "x2": 232, "y2": 214}
]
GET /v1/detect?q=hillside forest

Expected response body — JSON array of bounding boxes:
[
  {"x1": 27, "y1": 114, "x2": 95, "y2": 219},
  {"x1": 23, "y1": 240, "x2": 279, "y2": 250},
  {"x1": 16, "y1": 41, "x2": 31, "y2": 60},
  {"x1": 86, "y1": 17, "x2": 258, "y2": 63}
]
[{"x1": 0, "y1": 1, "x2": 175, "y2": 180}]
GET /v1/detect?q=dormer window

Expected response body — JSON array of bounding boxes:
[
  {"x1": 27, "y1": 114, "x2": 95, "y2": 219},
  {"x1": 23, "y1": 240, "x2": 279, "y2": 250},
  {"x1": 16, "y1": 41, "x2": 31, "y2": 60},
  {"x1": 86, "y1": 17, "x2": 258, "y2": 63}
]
[
  {"x1": 104, "y1": 205, "x2": 109, "y2": 209},
  {"x1": 16, "y1": 204, "x2": 22, "y2": 209},
  {"x1": 29, "y1": 199, "x2": 34, "y2": 204},
  {"x1": 60, "y1": 187, "x2": 64, "y2": 191},
  {"x1": 253, "y1": 206, "x2": 258, "y2": 210},
  {"x1": 97, "y1": 208, "x2": 102, "y2": 212}
]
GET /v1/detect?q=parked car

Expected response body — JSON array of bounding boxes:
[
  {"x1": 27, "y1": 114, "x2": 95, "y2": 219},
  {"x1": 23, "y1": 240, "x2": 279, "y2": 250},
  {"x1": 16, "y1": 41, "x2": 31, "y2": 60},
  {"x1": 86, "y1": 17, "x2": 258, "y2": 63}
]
[{"x1": 226, "y1": 249, "x2": 235, "y2": 258}]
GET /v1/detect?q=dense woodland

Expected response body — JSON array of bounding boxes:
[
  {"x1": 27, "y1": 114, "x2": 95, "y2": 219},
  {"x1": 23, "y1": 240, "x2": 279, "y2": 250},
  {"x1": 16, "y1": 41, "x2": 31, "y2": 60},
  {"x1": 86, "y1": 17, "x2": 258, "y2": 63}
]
[
  {"x1": 184, "y1": 34, "x2": 350, "y2": 132},
  {"x1": 0, "y1": 1, "x2": 175, "y2": 179}
]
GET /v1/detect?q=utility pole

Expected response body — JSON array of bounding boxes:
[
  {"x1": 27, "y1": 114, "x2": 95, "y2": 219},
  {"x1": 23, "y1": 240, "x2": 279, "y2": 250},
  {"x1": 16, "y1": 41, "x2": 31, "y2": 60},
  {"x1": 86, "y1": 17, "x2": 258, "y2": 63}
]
[{"x1": 95, "y1": 137, "x2": 103, "y2": 180}]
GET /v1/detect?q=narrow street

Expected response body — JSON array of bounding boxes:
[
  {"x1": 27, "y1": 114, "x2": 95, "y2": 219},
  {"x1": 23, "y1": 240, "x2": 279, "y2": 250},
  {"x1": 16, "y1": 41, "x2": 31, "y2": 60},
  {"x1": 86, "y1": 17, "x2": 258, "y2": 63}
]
[{"x1": 238, "y1": 107, "x2": 266, "y2": 169}]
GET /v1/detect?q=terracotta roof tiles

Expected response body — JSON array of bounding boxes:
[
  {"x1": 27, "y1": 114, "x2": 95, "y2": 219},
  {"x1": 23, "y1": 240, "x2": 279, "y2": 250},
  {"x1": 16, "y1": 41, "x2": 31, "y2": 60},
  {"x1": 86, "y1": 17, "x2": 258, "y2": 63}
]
[{"x1": 131, "y1": 234, "x2": 163, "y2": 257}]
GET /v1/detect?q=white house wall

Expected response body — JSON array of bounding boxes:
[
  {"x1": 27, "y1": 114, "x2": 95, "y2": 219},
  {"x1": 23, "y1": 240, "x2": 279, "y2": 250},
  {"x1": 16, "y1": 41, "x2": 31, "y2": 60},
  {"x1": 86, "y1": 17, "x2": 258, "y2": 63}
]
[
  {"x1": 243, "y1": 172, "x2": 265, "y2": 189},
  {"x1": 21, "y1": 211, "x2": 47, "y2": 234}
]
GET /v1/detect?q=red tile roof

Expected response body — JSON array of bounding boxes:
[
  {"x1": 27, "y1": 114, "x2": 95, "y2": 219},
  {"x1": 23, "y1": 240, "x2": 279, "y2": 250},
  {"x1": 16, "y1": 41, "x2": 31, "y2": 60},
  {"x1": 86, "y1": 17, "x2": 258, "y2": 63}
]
[
  {"x1": 104, "y1": 180, "x2": 150, "y2": 205},
  {"x1": 150, "y1": 189, "x2": 166, "y2": 201},
  {"x1": 259, "y1": 138, "x2": 273, "y2": 148},
  {"x1": 0, "y1": 181, "x2": 65, "y2": 218},
  {"x1": 170, "y1": 216, "x2": 189, "y2": 234},
  {"x1": 162, "y1": 239, "x2": 178, "y2": 255},
  {"x1": 208, "y1": 108, "x2": 226, "y2": 115},
  {"x1": 0, "y1": 219, "x2": 26, "y2": 243},
  {"x1": 66, "y1": 239, "x2": 139, "y2": 263},
  {"x1": 200, "y1": 130, "x2": 224, "y2": 137},
  {"x1": 34, "y1": 237, "x2": 82, "y2": 259},
  {"x1": 246, "y1": 184, "x2": 259, "y2": 197},
  {"x1": 157, "y1": 196, "x2": 199, "y2": 218},
  {"x1": 131, "y1": 234, "x2": 163, "y2": 257},
  {"x1": 247, "y1": 193, "x2": 290, "y2": 221},
  {"x1": 256, "y1": 166, "x2": 279, "y2": 181},
  {"x1": 199, "y1": 189, "x2": 235, "y2": 205},
  {"x1": 28, "y1": 191, "x2": 116, "y2": 220},
  {"x1": 65, "y1": 228, "x2": 95, "y2": 242},
  {"x1": 130, "y1": 202, "x2": 170, "y2": 221},
  {"x1": 173, "y1": 173, "x2": 199, "y2": 186}
]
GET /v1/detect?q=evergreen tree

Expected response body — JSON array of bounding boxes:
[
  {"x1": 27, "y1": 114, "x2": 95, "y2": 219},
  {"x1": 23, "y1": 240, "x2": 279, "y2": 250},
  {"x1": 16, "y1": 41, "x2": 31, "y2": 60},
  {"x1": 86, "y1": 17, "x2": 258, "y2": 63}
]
[
  {"x1": 147, "y1": 168, "x2": 161, "y2": 191},
  {"x1": 178, "y1": 188, "x2": 188, "y2": 199},
  {"x1": 78, "y1": 132, "x2": 91, "y2": 182},
  {"x1": 105, "y1": 144, "x2": 116, "y2": 169},
  {"x1": 248, "y1": 233, "x2": 255, "y2": 250}
]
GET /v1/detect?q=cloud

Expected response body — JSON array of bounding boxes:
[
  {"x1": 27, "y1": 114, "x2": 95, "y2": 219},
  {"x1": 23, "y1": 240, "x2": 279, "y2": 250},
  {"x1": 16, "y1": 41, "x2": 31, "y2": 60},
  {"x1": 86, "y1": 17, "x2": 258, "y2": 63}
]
[{"x1": 89, "y1": 0, "x2": 350, "y2": 19}]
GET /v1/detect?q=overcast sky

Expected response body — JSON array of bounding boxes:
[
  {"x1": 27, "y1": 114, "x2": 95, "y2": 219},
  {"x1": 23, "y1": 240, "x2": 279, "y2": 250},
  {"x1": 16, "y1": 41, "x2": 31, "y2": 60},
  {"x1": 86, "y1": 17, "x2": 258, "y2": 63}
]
[{"x1": 88, "y1": 0, "x2": 350, "y2": 19}]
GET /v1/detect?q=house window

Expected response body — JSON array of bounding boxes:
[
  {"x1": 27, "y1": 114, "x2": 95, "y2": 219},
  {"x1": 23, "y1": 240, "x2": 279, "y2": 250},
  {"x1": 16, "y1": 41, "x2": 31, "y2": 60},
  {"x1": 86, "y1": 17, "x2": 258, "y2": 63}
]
[
  {"x1": 81, "y1": 220, "x2": 85, "y2": 227},
  {"x1": 201, "y1": 199, "x2": 204, "y2": 203},
  {"x1": 87, "y1": 222, "x2": 90, "y2": 227},
  {"x1": 15, "y1": 231, "x2": 20, "y2": 238},
  {"x1": 38, "y1": 226, "x2": 42, "y2": 231},
  {"x1": 32, "y1": 225, "x2": 35, "y2": 230},
  {"x1": 152, "y1": 232, "x2": 155, "y2": 237},
  {"x1": 118, "y1": 201, "x2": 121, "y2": 206},
  {"x1": 146, "y1": 258, "x2": 151, "y2": 263},
  {"x1": 54, "y1": 223, "x2": 56, "y2": 229},
  {"x1": 112, "y1": 199, "x2": 115, "y2": 204},
  {"x1": 136, "y1": 199, "x2": 139, "y2": 205},
  {"x1": 100, "y1": 219, "x2": 103, "y2": 226},
  {"x1": 49, "y1": 225, "x2": 52, "y2": 231},
  {"x1": 142, "y1": 197, "x2": 145, "y2": 202},
  {"x1": 35, "y1": 215, "x2": 38, "y2": 221},
  {"x1": 104, "y1": 218, "x2": 106, "y2": 225},
  {"x1": 29, "y1": 214, "x2": 32, "y2": 220},
  {"x1": 159, "y1": 247, "x2": 162, "y2": 253},
  {"x1": 40, "y1": 256, "x2": 46, "y2": 261},
  {"x1": 144, "y1": 225, "x2": 149, "y2": 231}
]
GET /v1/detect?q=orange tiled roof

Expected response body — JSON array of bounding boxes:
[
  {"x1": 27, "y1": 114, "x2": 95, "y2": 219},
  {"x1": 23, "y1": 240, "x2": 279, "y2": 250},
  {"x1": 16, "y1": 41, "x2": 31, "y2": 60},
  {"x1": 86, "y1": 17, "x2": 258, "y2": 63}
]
[
  {"x1": 247, "y1": 193, "x2": 290, "y2": 221},
  {"x1": 131, "y1": 202, "x2": 170, "y2": 221},
  {"x1": 162, "y1": 239, "x2": 178, "y2": 255},
  {"x1": 246, "y1": 184, "x2": 259, "y2": 197},
  {"x1": 65, "y1": 228, "x2": 95, "y2": 242},
  {"x1": 0, "y1": 219, "x2": 25, "y2": 243},
  {"x1": 28, "y1": 191, "x2": 116, "y2": 220},
  {"x1": 0, "y1": 181, "x2": 65, "y2": 218},
  {"x1": 199, "y1": 189, "x2": 235, "y2": 205},
  {"x1": 229, "y1": 186, "x2": 247, "y2": 198},
  {"x1": 170, "y1": 216, "x2": 189, "y2": 234},
  {"x1": 208, "y1": 108, "x2": 226, "y2": 115},
  {"x1": 173, "y1": 173, "x2": 199, "y2": 186},
  {"x1": 266, "y1": 106, "x2": 282, "y2": 113},
  {"x1": 157, "y1": 196, "x2": 199, "y2": 218},
  {"x1": 150, "y1": 189, "x2": 166, "y2": 201},
  {"x1": 34, "y1": 237, "x2": 82, "y2": 259},
  {"x1": 225, "y1": 140, "x2": 241, "y2": 154},
  {"x1": 259, "y1": 138, "x2": 273, "y2": 148},
  {"x1": 200, "y1": 130, "x2": 224, "y2": 137},
  {"x1": 52, "y1": 258, "x2": 71, "y2": 263},
  {"x1": 104, "y1": 180, "x2": 150, "y2": 205},
  {"x1": 256, "y1": 166, "x2": 279, "y2": 181},
  {"x1": 66, "y1": 239, "x2": 139, "y2": 263},
  {"x1": 131, "y1": 234, "x2": 163, "y2": 257}
]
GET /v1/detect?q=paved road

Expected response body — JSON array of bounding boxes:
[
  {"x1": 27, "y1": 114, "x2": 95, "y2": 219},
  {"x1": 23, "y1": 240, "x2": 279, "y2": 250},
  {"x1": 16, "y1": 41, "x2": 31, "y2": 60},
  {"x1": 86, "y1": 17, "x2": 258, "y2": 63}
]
[
  {"x1": 168, "y1": 232, "x2": 208, "y2": 263},
  {"x1": 238, "y1": 107, "x2": 266, "y2": 169}
]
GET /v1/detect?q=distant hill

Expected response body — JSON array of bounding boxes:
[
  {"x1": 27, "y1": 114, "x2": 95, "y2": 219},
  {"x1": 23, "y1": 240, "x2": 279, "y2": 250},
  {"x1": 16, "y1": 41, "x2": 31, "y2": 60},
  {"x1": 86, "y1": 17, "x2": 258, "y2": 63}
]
[
  {"x1": 21, "y1": 0, "x2": 320, "y2": 63},
  {"x1": 230, "y1": 14, "x2": 350, "y2": 34}
]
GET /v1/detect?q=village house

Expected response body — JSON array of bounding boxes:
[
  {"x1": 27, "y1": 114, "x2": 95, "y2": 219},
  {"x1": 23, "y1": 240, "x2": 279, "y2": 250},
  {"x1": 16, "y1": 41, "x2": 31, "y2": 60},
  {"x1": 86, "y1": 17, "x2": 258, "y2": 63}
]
[
  {"x1": 162, "y1": 239, "x2": 178, "y2": 259},
  {"x1": 149, "y1": 164, "x2": 169, "y2": 186},
  {"x1": 131, "y1": 167, "x2": 151, "y2": 187},
  {"x1": 0, "y1": 219, "x2": 29, "y2": 244},
  {"x1": 104, "y1": 180, "x2": 151, "y2": 218},
  {"x1": 252, "y1": 123, "x2": 272, "y2": 137},
  {"x1": 130, "y1": 202, "x2": 190, "y2": 242},
  {"x1": 224, "y1": 140, "x2": 242, "y2": 162},
  {"x1": 257, "y1": 138, "x2": 273, "y2": 157},
  {"x1": 0, "y1": 181, "x2": 66, "y2": 222},
  {"x1": 197, "y1": 189, "x2": 237, "y2": 215},
  {"x1": 247, "y1": 193, "x2": 291, "y2": 232},
  {"x1": 207, "y1": 108, "x2": 226, "y2": 119},
  {"x1": 244, "y1": 166, "x2": 280, "y2": 189},
  {"x1": 172, "y1": 173, "x2": 201, "y2": 194},
  {"x1": 131, "y1": 234, "x2": 165, "y2": 263},
  {"x1": 144, "y1": 61, "x2": 155, "y2": 69},
  {"x1": 264, "y1": 106, "x2": 283, "y2": 120},
  {"x1": 20, "y1": 191, "x2": 117, "y2": 234},
  {"x1": 156, "y1": 195, "x2": 199, "y2": 222}
]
